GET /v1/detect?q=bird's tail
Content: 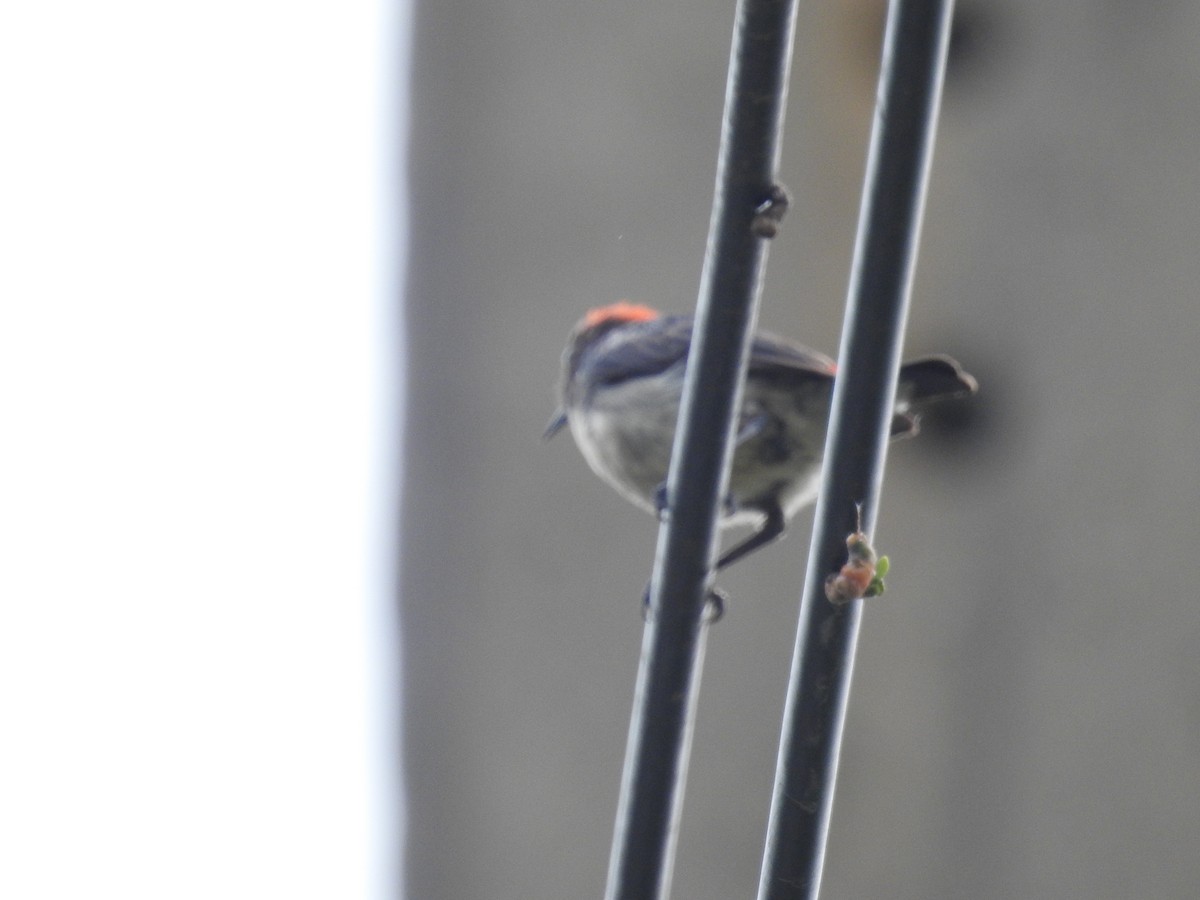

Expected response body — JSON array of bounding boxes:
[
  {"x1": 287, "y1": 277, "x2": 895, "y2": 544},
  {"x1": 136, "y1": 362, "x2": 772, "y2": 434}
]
[
  {"x1": 899, "y1": 354, "x2": 977, "y2": 402},
  {"x1": 891, "y1": 355, "x2": 978, "y2": 437}
]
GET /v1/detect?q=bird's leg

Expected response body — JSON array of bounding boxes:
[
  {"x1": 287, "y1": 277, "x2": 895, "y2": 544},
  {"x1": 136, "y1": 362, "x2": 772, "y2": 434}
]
[
  {"x1": 716, "y1": 502, "x2": 786, "y2": 571},
  {"x1": 640, "y1": 482, "x2": 745, "y2": 622}
]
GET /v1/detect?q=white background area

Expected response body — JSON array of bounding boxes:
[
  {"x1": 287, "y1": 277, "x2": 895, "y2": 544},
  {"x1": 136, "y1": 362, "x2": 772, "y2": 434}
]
[{"x1": 0, "y1": 3, "x2": 406, "y2": 897}]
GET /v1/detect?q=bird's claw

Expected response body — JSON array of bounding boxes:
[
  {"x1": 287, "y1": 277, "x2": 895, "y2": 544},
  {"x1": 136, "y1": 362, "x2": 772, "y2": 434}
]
[
  {"x1": 704, "y1": 586, "x2": 727, "y2": 624},
  {"x1": 640, "y1": 584, "x2": 728, "y2": 624}
]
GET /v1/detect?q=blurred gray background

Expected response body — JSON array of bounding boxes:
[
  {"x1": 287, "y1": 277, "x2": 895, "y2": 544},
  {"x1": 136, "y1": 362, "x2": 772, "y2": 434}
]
[{"x1": 402, "y1": 0, "x2": 1200, "y2": 896}]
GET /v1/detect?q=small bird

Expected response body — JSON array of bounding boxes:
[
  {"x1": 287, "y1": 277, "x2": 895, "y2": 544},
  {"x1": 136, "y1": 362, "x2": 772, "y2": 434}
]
[{"x1": 545, "y1": 301, "x2": 977, "y2": 573}]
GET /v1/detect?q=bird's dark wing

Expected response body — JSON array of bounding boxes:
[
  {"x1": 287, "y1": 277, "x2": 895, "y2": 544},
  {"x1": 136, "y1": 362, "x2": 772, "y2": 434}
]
[
  {"x1": 576, "y1": 315, "x2": 694, "y2": 387},
  {"x1": 577, "y1": 316, "x2": 836, "y2": 389},
  {"x1": 746, "y1": 329, "x2": 837, "y2": 381}
]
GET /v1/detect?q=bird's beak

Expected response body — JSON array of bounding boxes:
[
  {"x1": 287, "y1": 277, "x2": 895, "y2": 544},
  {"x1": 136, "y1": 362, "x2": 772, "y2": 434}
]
[{"x1": 543, "y1": 408, "x2": 568, "y2": 440}]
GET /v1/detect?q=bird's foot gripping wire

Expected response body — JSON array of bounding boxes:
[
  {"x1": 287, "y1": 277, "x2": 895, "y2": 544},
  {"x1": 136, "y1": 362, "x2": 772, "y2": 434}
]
[
  {"x1": 641, "y1": 584, "x2": 727, "y2": 624},
  {"x1": 704, "y1": 586, "x2": 727, "y2": 623}
]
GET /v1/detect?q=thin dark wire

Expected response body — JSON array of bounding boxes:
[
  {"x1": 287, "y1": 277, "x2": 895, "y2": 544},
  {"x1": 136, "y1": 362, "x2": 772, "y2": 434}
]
[
  {"x1": 602, "y1": 0, "x2": 800, "y2": 897},
  {"x1": 756, "y1": 2, "x2": 956, "y2": 899}
]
